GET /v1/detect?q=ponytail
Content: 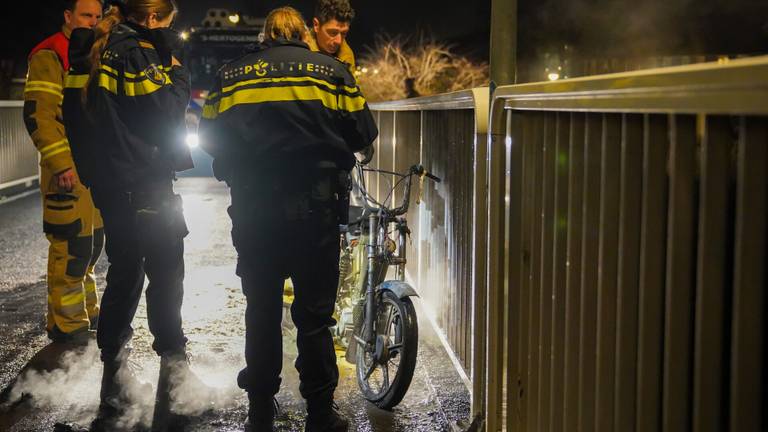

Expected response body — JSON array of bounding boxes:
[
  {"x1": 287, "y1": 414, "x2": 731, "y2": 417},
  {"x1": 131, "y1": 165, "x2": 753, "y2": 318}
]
[
  {"x1": 81, "y1": 0, "x2": 179, "y2": 103},
  {"x1": 82, "y1": 5, "x2": 124, "y2": 103}
]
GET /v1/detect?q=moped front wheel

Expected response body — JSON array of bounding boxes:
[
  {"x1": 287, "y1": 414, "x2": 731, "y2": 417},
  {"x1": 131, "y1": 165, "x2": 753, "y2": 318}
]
[{"x1": 355, "y1": 290, "x2": 418, "y2": 409}]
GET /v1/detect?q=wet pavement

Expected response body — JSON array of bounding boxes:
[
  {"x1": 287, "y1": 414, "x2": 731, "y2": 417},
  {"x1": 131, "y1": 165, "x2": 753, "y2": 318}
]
[{"x1": 0, "y1": 178, "x2": 470, "y2": 431}]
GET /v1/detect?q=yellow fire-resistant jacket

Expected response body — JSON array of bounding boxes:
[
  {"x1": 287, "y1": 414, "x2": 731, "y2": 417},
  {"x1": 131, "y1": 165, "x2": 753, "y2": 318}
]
[
  {"x1": 23, "y1": 26, "x2": 74, "y2": 176},
  {"x1": 307, "y1": 30, "x2": 356, "y2": 75}
]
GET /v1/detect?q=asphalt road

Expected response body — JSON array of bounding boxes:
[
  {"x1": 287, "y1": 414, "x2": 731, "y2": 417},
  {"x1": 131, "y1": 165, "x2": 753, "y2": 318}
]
[{"x1": 0, "y1": 178, "x2": 470, "y2": 432}]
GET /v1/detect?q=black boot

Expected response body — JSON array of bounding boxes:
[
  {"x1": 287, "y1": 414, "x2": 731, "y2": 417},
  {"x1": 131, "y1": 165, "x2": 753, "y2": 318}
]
[
  {"x1": 305, "y1": 393, "x2": 348, "y2": 432},
  {"x1": 91, "y1": 357, "x2": 123, "y2": 430},
  {"x1": 91, "y1": 353, "x2": 151, "y2": 431},
  {"x1": 246, "y1": 393, "x2": 279, "y2": 432},
  {"x1": 152, "y1": 351, "x2": 212, "y2": 430}
]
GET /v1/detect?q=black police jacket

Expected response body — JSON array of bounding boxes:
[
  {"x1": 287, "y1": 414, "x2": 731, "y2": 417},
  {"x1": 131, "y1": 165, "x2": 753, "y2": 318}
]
[
  {"x1": 199, "y1": 38, "x2": 378, "y2": 183},
  {"x1": 62, "y1": 23, "x2": 192, "y2": 192}
]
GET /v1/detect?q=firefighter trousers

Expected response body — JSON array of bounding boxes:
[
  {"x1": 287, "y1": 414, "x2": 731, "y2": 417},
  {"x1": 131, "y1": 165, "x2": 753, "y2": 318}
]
[{"x1": 41, "y1": 168, "x2": 104, "y2": 336}]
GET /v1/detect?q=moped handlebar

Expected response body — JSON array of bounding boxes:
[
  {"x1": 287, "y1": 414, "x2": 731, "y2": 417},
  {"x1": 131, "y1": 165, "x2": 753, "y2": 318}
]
[{"x1": 351, "y1": 163, "x2": 441, "y2": 220}]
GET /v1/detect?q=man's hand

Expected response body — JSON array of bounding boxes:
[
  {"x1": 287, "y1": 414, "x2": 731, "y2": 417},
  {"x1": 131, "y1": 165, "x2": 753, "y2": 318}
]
[
  {"x1": 55, "y1": 169, "x2": 77, "y2": 192},
  {"x1": 356, "y1": 145, "x2": 375, "y2": 165},
  {"x1": 150, "y1": 28, "x2": 182, "y2": 66}
]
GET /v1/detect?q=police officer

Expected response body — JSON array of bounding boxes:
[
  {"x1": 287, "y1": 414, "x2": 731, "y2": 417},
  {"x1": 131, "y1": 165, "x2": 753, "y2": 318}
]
[
  {"x1": 61, "y1": 0, "x2": 196, "y2": 428},
  {"x1": 199, "y1": 7, "x2": 377, "y2": 431},
  {"x1": 23, "y1": 0, "x2": 104, "y2": 345}
]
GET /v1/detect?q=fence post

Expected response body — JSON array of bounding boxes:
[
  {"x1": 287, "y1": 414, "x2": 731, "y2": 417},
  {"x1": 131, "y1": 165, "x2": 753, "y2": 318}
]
[{"x1": 490, "y1": 0, "x2": 517, "y2": 86}]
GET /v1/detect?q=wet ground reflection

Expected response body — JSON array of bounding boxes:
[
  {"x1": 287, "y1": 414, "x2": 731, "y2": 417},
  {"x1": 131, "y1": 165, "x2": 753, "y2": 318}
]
[{"x1": 0, "y1": 178, "x2": 470, "y2": 431}]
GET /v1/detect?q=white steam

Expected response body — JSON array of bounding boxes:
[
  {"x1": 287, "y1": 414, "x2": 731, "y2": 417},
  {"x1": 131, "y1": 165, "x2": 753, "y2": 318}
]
[{"x1": 4, "y1": 340, "x2": 243, "y2": 429}]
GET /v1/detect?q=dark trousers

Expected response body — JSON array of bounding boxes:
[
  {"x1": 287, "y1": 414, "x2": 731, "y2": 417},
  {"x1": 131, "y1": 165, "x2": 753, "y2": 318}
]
[
  {"x1": 92, "y1": 185, "x2": 188, "y2": 360},
  {"x1": 232, "y1": 172, "x2": 341, "y2": 400}
]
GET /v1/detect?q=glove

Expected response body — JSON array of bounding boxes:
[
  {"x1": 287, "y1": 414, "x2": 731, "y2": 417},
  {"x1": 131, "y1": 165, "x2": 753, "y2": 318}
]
[
  {"x1": 69, "y1": 28, "x2": 95, "y2": 70},
  {"x1": 105, "y1": 0, "x2": 128, "y2": 16},
  {"x1": 149, "y1": 28, "x2": 183, "y2": 67},
  {"x1": 357, "y1": 145, "x2": 375, "y2": 165}
]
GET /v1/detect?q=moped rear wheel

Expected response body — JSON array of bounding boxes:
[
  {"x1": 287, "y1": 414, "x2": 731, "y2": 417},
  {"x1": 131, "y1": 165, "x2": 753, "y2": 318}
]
[{"x1": 355, "y1": 290, "x2": 418, "y2": 409}]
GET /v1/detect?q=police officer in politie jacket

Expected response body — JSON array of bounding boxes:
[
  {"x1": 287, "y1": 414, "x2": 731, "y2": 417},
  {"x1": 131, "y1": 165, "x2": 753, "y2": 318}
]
[
  {"x1": 199, "y1": 6, "x2": 377, "y2": 432},
  {"x1": 61, "y1": 0, "x2": 201, "y2": 428},
  {"x1": 24, "y1": 0, "x2": 105, "y2": 345}
]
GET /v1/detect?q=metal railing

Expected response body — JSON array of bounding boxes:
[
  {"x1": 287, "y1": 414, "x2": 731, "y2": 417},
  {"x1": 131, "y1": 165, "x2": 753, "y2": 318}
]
[
  {"x1": 0, "y1": 101, "x2": 38, "y2": 196},
  {"x1": 487, "y1": 55, "x2": 768, "y2": 432},
  {"x1": 368, "y1": 88, "x2": 489, "y2": 420}
]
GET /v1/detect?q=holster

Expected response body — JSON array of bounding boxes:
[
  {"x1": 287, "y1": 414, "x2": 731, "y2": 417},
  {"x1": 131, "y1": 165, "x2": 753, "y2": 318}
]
[
  {"x1": 129, "y1": 191, "x2": 188, "y2": 249},
  {"x1": 336, "y1": 171, "x2": 352, "y2": 225}
]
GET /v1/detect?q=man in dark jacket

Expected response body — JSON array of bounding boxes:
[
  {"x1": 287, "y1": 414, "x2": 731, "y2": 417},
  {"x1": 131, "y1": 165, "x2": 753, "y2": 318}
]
[{"x1": 200, "y1": 6, "x2": 377, "y2": 432}]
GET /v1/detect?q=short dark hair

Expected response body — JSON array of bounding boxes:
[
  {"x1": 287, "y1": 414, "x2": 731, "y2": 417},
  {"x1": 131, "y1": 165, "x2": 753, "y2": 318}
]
[
  {"x1": 64, "y1": 0, "x2": 104, "y2": 12},
  {"x1": 315, "y1": 0, "x2": 355, "y2": 24}
]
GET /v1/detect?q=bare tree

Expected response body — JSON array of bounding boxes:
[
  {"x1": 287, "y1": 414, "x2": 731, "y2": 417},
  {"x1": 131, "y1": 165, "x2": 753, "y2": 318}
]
[{"x1": 356, "y1": 36, "x2": 489, "y2": 102}]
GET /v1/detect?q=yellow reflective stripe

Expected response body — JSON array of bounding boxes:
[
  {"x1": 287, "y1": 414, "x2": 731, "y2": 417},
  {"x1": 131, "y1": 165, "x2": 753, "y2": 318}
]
[
  {"x1": 24, "y1": 87, "x2": 63, "y2": 98},
  {"x1": 39, "y1": 139, "x2": 70, "y2": 155},
  {"x1": 64, "y1": 74, "x2": 89, "y2": 89},
  {"x1": 216, "y1": 85, "x2": 366, "y2": 115},
  {"x1": 123, "y1": 75, "x2": 172, "y2": 96},
  {"x1": 124, "y1": 78, "x2": 163, "y2": 96},
  {"x1": 202, "y1": 103, "x2": 219, "y2": 120},
  {"x1": 98, "y1": 71, "x2": 118, "y2": 94},
  {"x1": 124, "y1": 67, "x2": 173, "y2": 79},
  {"x1": 339, "y1": 93, "x2": 366, "y2": 112},
  {"x1": 221, "y1": 76, "x2": 359, "y2": 96},
  {"x1": 61, "y1": 291, "x2": 86, "y2": 307},
  {"x1": 26, "y1": 80, "x2": 63, "y2": 91},
  {"x1": 99, "y1": 64, "x2": 174, "y2": 96},
  {"x1": 101, "y1": 64, "x2": 118, "y2": 75},
  {"x1": 41, "y1": 146, "x2": 71, "y2": 161}
]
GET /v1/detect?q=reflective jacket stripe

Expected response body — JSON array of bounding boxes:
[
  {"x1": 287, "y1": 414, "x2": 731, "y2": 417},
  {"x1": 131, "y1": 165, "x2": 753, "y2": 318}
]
[
  {"x1": 203, "y1": 85, "x2": 366, "y2": 119},
  {"x1": 24, "y1": 86, "x2": 63, "y2": 99},
  {"x1": 39, "y1": 138, "x2": 72, "y2": 161},
  {"x1": 26, "y1": 80, "x2": 63, "y2": 90},
  {"x1": 64, "y1": 74, "x2": 89, "y2": 89},
  {"x1": 221, "y1": 76, "x2": 359, "y2": 96}
]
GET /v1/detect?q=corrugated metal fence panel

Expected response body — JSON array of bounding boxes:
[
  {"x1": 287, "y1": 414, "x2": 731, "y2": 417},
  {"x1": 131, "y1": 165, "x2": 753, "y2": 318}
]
[
  {"x1": 368, "y1": 106, "x2": 477, "y2": 376},
  {"x1": 393, "y1": 111, "x2": 421, "y2": 281},
  {"x1": 0, "y1": 105, "x2": 37, "y2": 189},
  {"x1": 505, "y1": 111, "x2": 768, "y2": 432},
  {"x1": 419, "y1": 109, "x2": 475, "y2": 372}
]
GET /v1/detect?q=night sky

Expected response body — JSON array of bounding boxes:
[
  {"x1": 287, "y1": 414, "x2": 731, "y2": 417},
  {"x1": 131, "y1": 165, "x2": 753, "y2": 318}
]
[
  {"x1": 176, "y1": 0, "x2": 492, "y2": 58},
  {"x1": 5, "y1": 1, "x2": 768, "y2": 76},
  {"x1": 10, "y1": 0, "x2": 492, "y2": 62}
]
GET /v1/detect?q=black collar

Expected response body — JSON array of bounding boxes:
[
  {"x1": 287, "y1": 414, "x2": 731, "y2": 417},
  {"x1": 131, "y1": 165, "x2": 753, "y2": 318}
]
[
  {"x1": 262, "y1": 38, "x2": 310, "y2": 50},
  {"x1": 122, "y1": 21, "x2": 152, "y2": 38}
]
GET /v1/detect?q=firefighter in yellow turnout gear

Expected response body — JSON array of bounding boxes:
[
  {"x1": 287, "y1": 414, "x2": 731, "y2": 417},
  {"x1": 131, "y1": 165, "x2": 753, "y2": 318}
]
[{"x1": 23, "y1": 0, "x2": 105, "y2": 343}]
